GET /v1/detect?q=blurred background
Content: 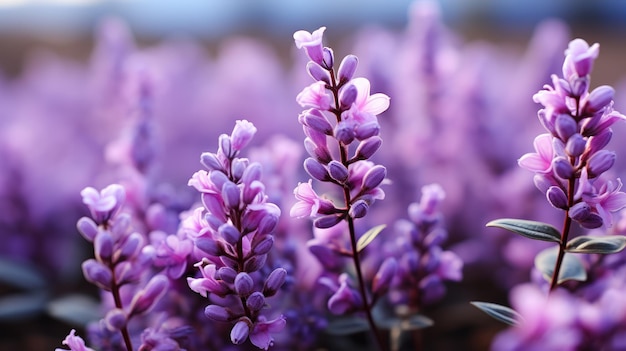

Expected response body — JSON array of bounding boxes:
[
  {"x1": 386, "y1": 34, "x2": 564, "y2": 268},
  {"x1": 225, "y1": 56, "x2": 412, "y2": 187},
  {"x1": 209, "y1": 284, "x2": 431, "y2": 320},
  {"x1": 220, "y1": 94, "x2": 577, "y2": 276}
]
[{"x1": 1, "y1": 1, "x2": 626, "y2": 350}]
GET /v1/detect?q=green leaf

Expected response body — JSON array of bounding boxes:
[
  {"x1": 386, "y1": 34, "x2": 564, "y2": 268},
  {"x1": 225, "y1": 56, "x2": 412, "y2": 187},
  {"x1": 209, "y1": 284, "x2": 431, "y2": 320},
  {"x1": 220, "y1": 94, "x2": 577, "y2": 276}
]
[
  {"x1": 534, "y1": 247, "x2": 587, "y2": 285},
  {"x1": 0, "y1": 292, "x2": 48, "y2": 321},
  {"x1": 47, "y1": 294, "x2": 102, "y2": 325},
  {"x1": 486, "y1": 218, "x2": 561, "y2": 243},
  {"x1": 566, "y1": 235, "x2": 626, "y2": 254},
  {"x1": 356, "y1": 224, "x2": 387, "y2": 252},
  {"x1": 470, "y1": 301, "x2": 522, "y2": 326},
  {"x1": 326, "y1": 317, "x2": 370, "y2": 335},
  {"x1": 0, "y1": 258, "x2": 46, "y2": 290}
]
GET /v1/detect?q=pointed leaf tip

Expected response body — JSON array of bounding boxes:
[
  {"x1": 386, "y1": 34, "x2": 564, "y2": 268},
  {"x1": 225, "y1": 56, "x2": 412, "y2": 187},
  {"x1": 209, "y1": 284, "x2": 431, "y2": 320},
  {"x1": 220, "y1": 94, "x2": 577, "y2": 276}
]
[
  {"x1": 357, "y1": 224, "x2": 387, "y2": 253},
  {"x1": 486, "y1": 218, "x2": 561, "y2": 243},
  {"x1": 471, "y1": 301, "x2": 522, "y2": 326},
  {"x1": 566, "y1": 235, "x2": 626, "y2": 254}
]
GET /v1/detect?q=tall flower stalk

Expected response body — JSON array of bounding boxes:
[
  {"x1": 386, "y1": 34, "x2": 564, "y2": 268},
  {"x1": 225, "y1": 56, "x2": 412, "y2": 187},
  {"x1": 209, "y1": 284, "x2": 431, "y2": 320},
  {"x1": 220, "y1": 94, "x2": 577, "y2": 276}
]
[
  {"x1": 186, "y1": 120, "x2": 287, "y2": 350},
  {"x1": 291, "y1": 27, "x2": 391, "y2": 350},
  {"x1": 474, "y1": 38, "x2": 626, "y2": 326}
]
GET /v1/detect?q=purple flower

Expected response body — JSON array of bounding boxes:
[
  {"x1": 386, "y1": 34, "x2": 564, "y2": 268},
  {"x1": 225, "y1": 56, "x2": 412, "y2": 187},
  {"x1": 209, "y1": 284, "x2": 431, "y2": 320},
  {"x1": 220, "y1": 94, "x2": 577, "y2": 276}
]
[
  {"x1": 55, "y1": 329, "x2": 95, "y2": 351},
  {"x1": 293, "y1": 27, "x2": 327, "y2": 66},
  {"x1": 296, "y1": 81, "x2": 333, "y2": 110},
  {"x1": 231, "y1": 119, "x2": 257, "y2": 151},
  {"x1": 249, "y1": 315, "x2": 287, "y2": 350},
  {"x1": 518, "y1": 134, "x2": 554, "y2": 174}
]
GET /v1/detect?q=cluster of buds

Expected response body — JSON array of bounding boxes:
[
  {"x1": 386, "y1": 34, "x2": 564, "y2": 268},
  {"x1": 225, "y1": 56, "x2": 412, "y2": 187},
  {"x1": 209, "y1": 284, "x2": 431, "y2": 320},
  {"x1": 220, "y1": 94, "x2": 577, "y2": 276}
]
[
  {"x1": 291, "y1": 27, "x2": 393, "y2": 350},
  {"x1": 186, "y1": 120, "x2": 287, "y2": 350},
  {"x1": 77, "y1": 184, "x2": 169, "y2": 351},
  {"x1": 389, "y1": 184, "x2": 463, "y2": 308},
  {"x1": 290, "y1": 27, "x2": 390, "y2": 227},
  {"x1": 520, "y1": 39, "x2": 626, "y2": 228}
]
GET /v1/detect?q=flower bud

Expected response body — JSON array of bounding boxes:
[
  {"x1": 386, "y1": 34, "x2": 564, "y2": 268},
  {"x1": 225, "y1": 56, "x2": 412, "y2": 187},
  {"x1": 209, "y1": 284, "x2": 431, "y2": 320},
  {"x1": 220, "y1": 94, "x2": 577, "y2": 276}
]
[
  {"x1": 230, "y1": 319, "x2": 251, "y2": 345},
  {"x1": 201, "y1": 152, "x2": 222, "y2": 171},
  {"x1": 94, "y1": 232, "x2": 114, "y2": 263},
  {"x1": 246, "y1": 291, "x2": 266, "y2": 312},
  {"x1": 355, "y1": 120, "x2": 380, "y2": 140},
  {"x1": 337, "y1": 54, "x2": 358, "y2": 83},
  {"x1": 209, "y1": 170, "x2": 228, "y2": 190},
  {"x1": 235, "y1": 272, "x2": 255, "y2": 297},
  {"x1": 420, "y1": 247, "x2": 442, "y2": 273},
  {"x1": 354, "y1": 136, "x2": 382, "y2": 160},
  {"x1": 302, "y1": 109, "x2": 333, "y2": 135},
  {"x1": 314, "y1": 214, "x2": 343, "y2": 229},
  {"x1": 231, "y1": 157, "x2": 248, "y2": 182},
  {"x1": 565, "y1": 133, "x2": 586, "y2": 157},
  {"x1": 555, "y1": 114, "x2": 577, "y2": 141},
  {"x1": 115, "y1": 261, "x2": 140, "y2": 285},
  {"x1": 195, "y1": 237, "x2": 222, "y2": 256},
  {"x1": 129, "y1": 275, "x2": 169, "y2": 316},
  {"x1": 587, "y1": 129, "x2": 612, "y2": 154},
  {"x1": 570, "y1": 76, "x2": 589, "y2": 98},
  {"x1": 243, "y1": 254, "x2": 267, "y2": 272},
  {"x1": 82, "y1": 259, "x2": 112, "y2": 290},
  {"x1": 263, "y1": 268, "x2": 287, "y2": 297},
  {"x1": 339, "y1": 83, "x2": 357, "y2": 110},
  {"x1": 328, "y1": 161, "x2": 349, "y2": 183},
  {"x1": 217, "y1": 266, "x2": 237, "y2": 284},
  {"x1": 306, "y1": 61, "x2": 331, "y2": 84},
  {"x1": 552, "y1": 157, "x2": 574, "y2": 179},
  {"x1": 218, "y1": 134, "x2": 233, "y2": 159},
  {"x1": 304, "y1": 157, "x2": 331, "y2": 182},
  {"x1": 118, "y1": 232, "x2": 144, "y2": 261},
  {"x1": 219, "y1": 223, "x2": 241, "y2": 245},
  {"x1": 546, "y1": 186, "x2": 569, "y2": 210},
  {"x1": 361, "y1": 165, "x2": 387, "y2": 191},
  {"x1": 252, "y1": 235, "x2": 274, "y2": 256},
  {"x1": 587, "y1": 150, "x2": 615, "y2": 178},
  {"x1": 104, "y1": 308, "x2": 127, "y2": 331},
  {"x1": 585, "y1": 85, "x2": 614, "y2": 114},
  {"x1": 334, "y1": 122, "x2": 355, "y2": 145},
  {"x1": 76, "y1": 217, "x2": 98, "y2": 242},
  {"x1": 569, "y1": 202, "x2": 591, "y2": 221},
  {"x1": 241, "y1": 162, "x2": 262, "y2": 185},
  {"x1": 205, "y1": 305, "x2": 233, "y2": 322},
  {"x1": 372, "y1": 258, "x2": 397, "y2": 296},
  {"x1": 231, "y1": 120, "x2": 257, "y2": 151},
  {"x1": 222, "y1": 181, "x2": 241, "y2": 210},
  {"x1": 322, "y1": 47, "x2": 334, "y2": 70},
  {"x1": 221, "y1": 256, "x2": 239, "y2": 270},
  {"x1": 349, "y1": 199, "x2": 369, "y2": 219}
]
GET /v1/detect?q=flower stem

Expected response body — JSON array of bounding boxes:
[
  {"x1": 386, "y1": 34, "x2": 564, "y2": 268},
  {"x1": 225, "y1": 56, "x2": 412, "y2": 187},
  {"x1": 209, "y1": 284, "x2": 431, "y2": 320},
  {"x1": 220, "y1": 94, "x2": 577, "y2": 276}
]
[
  {"x1": 110, "y1": 266, "x2": 134, "y2": 351},
  {"x1": 328, "y1": 68, "x2": 387, "y2": 351},
  {"x1": 549, "y1": 177, "x2": 576, "y2": 292}
]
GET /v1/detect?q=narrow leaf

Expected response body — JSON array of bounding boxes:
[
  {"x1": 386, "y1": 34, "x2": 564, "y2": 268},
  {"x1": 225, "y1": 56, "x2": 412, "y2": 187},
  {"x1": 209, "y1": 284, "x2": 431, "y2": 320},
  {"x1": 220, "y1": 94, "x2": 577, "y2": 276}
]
[
  {"x1": 566, "y1": 235, "x2": 626, "y2": 254},
  {"x1": 47, "y1": 294, "x2": 102, "y2": 325},
  {"x1": 534, "y1": 247, "x2": 587, "y2": 285},
  {"x1": 326, "y1": 317, "x2": 370, "y2": 335},
  {"x1": 470, "y1": 301, "x2": 522, "y2": 326},
  {"x1": 0, "y1": 292, "x2": 48, "y2": 321},
  {"x1": 356, "y1": 224, "x2": 387, "y2": 252},
  {"x1": 0, "y1": 258, "x2": 46, "y2": 290},
  {"x1": 486, "y1": 218, "x2": 561, "y2": 243}
]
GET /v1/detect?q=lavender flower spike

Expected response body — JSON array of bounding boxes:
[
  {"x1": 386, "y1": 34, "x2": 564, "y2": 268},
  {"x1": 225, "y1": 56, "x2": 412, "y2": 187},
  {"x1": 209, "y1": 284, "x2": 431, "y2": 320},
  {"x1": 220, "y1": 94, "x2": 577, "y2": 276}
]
[
  {"x1": 292, "y1": 26, "x2": 391, "y2": 351},
  {"x1": 187, "y1": 120, "x2": 287, "y2": 349}
]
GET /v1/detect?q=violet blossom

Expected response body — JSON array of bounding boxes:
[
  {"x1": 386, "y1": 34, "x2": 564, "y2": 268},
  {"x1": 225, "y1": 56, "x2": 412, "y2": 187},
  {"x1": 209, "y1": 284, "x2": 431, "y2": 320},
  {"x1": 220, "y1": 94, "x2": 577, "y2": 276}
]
[{"x1": 186, "y1": 120, "x2": 287, "y2": 350}]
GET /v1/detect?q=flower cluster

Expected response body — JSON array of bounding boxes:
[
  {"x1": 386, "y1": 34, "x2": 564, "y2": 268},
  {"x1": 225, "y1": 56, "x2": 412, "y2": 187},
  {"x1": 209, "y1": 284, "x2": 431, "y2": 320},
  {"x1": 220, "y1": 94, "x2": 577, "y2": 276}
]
[
  {"x1": 186, "y1": 120, "x2": 287, "y2": 350},
  {"x1": 389, "y1": 184, "x2": 463, "y2": 309},
  {"x1": 291, "y1": 26, "x2": 393, "y2": 350},
  {"x1": 76, "y1": 184, "x2": 169, "y2": 351},
  {"x1": 519, "y1": 39, "x2": 626, "y2": 228}
]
